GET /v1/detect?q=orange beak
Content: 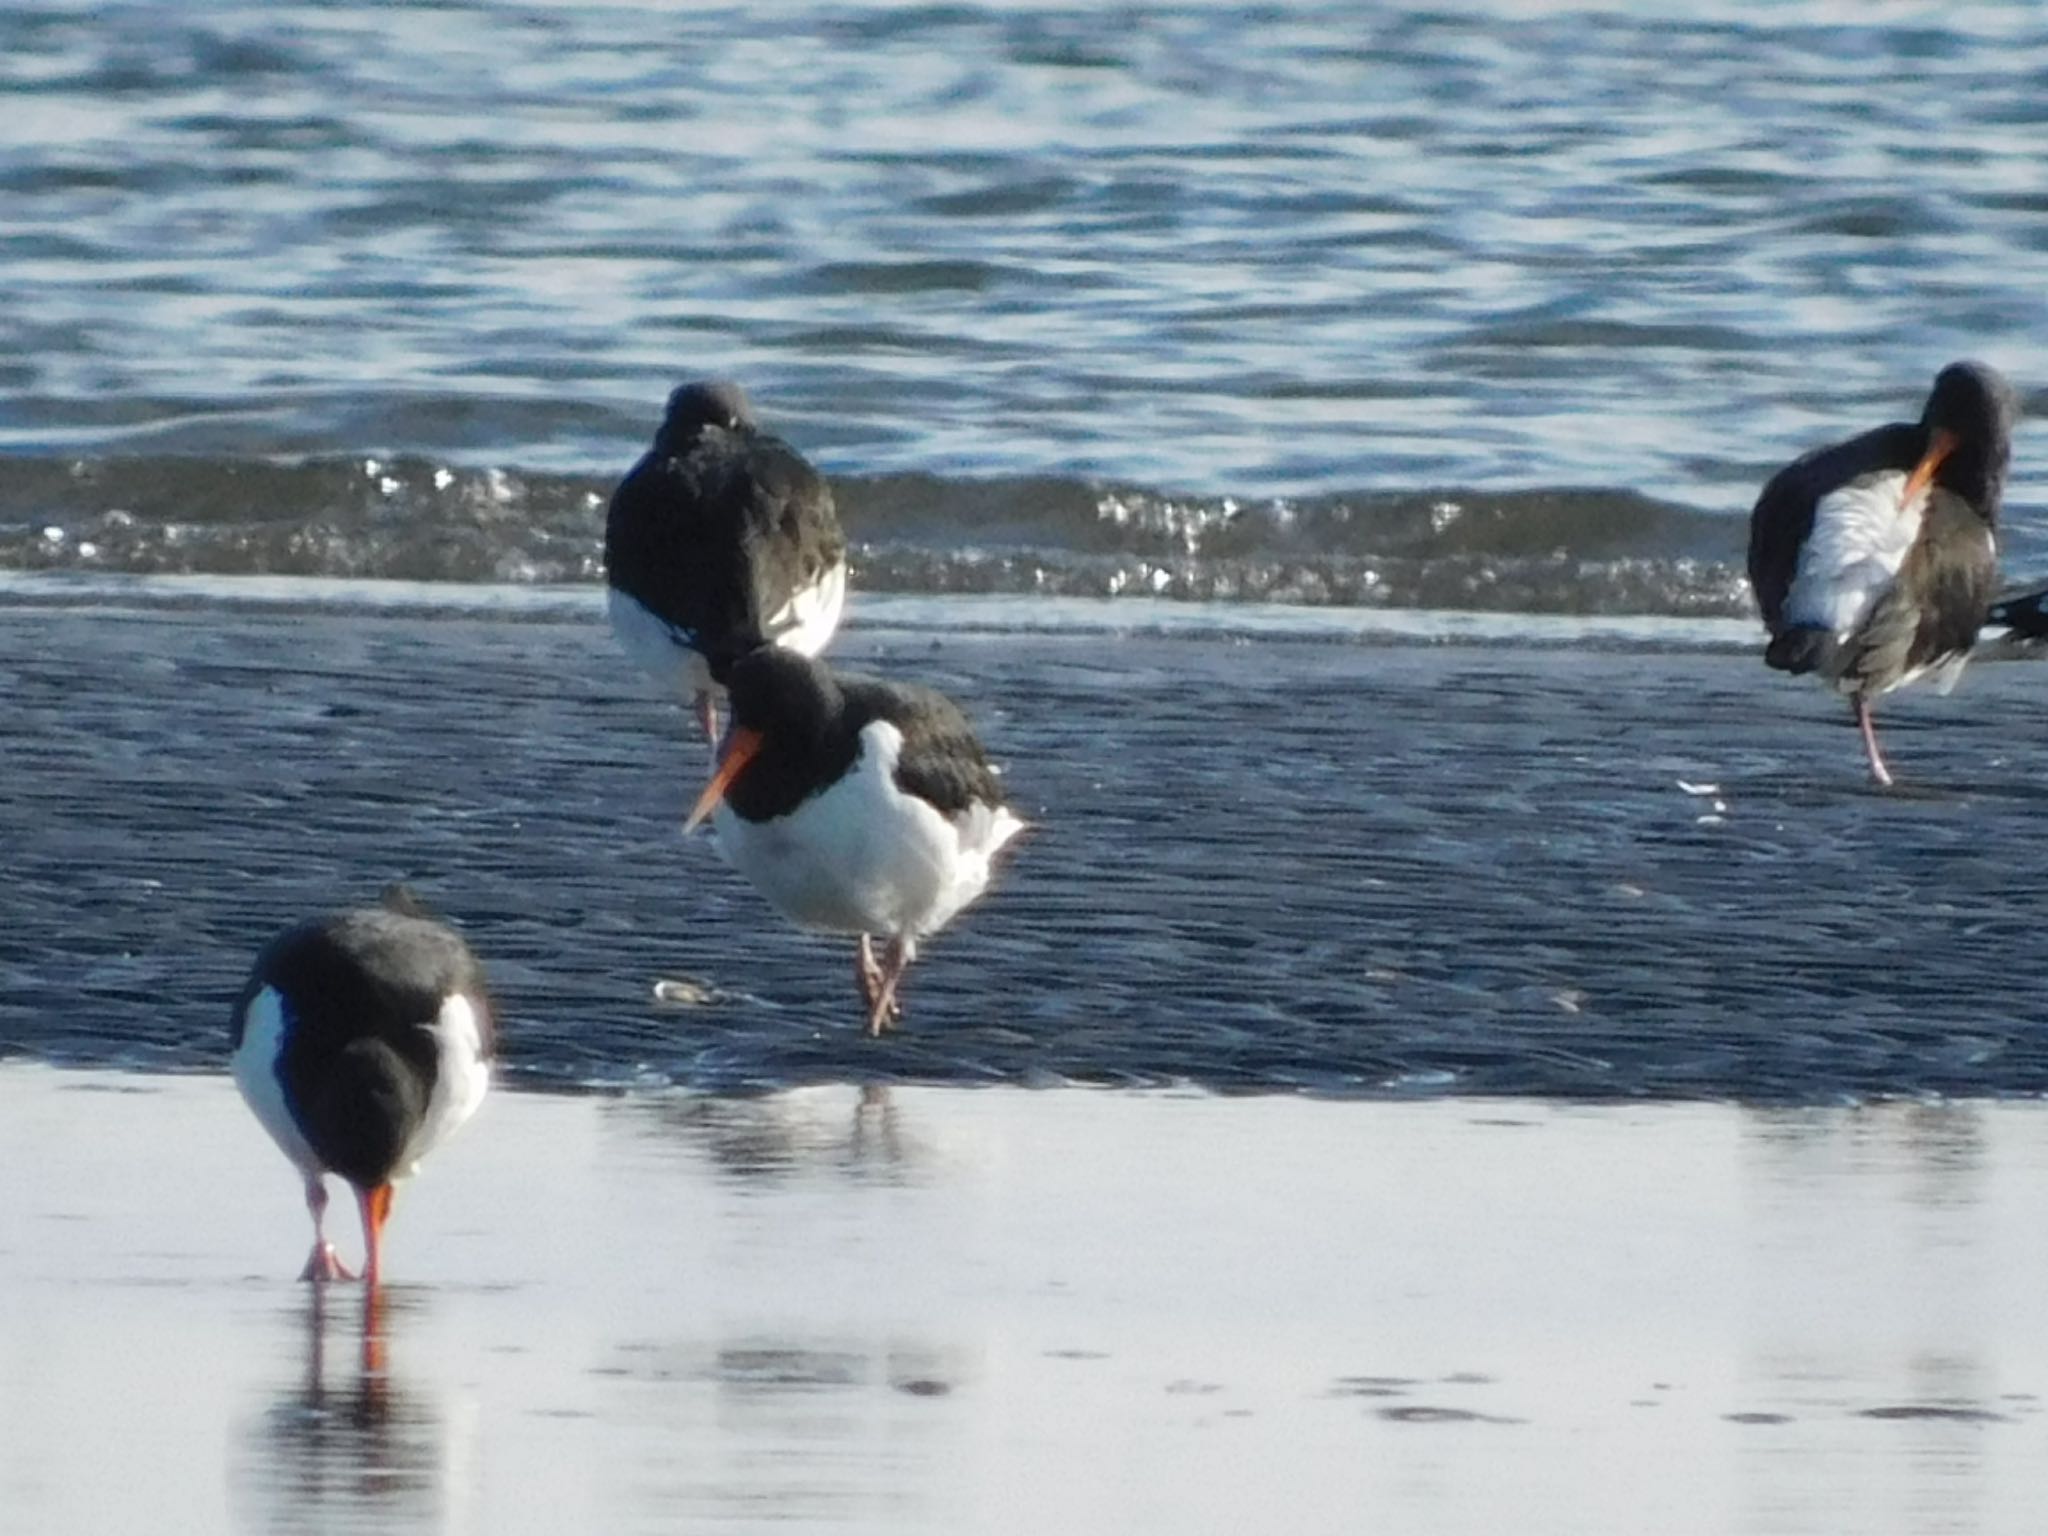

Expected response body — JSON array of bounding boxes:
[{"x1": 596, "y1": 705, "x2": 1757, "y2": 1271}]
[
  {"x1": 683, "y1": 726, "x2": 764, "y2": 834},
  {"x1": 1901, "y1": 426, "x2": 1958, "y2": 507}
]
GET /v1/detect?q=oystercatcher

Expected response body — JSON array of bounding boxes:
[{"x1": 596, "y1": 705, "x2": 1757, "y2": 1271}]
[
  {"x1": 604, "y1": 380, "x2": 848, "y2": 750},
  {"x1": 1988, "y1": 583, "x2": 2048, "y2": 642},
  {"x1": 1746, "y1": 360, "x2": 2018, "y2": 786},
  {"x1": 230, "y1": 889, "x2": 494, "y2": 1287},
  {"x1": 682, "y1": 648, "x2": 1025, "y2": 1035}
]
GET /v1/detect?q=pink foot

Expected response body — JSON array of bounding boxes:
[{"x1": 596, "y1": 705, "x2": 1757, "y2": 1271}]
[
  {"x1": 299, "y1": 1241, "x2": 358, "y2": 1284},
  {"x1": 856, "y1": 936, "x2": 903, "y2": 1032},
  {"x1": 864, "y1": 936, "x2": 911, "y2": 1037}
]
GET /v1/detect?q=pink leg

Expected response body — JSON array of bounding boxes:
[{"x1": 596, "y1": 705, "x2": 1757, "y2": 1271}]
[
  {"x1": 856, "y1": 935, "x2": 882, "y2": 1008},
  {"x1": 299, "y1": 1175, "x2": 357, "y2": 1283},
  {"x1": 1855, "y1": 697, "x2": 1894, "y2": 788},
  {"x1": 693, "y1": 691, "x2": 721, "y2": 756},
  {"x1": 865, "y1": 936, "x2": 913, "y2": 1038},
  {"x1": 857, "y1": 935, "x2": 903, "y2": 1033}
]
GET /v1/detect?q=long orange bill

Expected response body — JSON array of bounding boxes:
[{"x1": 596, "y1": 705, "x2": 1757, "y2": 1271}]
[
  {"x1": 1901, "y1": 427, "x2": 1958, "y2": 507},
  {"x1": 683, "y1": 726, "x2": 765, "y2": 834}
]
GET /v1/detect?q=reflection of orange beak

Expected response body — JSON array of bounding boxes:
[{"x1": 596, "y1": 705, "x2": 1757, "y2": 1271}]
[
  {"x1": 1901, "y1": 427, "x2": 1959, "y2": 507},
  {"x1": 683, "y1": 726, "x2": 764, "y2": 834}
]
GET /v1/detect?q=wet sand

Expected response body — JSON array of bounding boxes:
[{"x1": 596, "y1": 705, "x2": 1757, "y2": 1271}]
[
  {"x1": 3, "y1": 1066, "x2": 2045, "y2": 1534},
  {"x1": 9, "y1": 592, "x2": 2048, "y2": 1097}
]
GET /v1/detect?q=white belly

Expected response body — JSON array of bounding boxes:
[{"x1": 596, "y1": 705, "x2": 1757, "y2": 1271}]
[
  {"x1": 712, "y1": 722, "x2": 1022, "y2": 940},
  {"x1": 607, "y1": 587, "x2": 717, "y2": 700}
]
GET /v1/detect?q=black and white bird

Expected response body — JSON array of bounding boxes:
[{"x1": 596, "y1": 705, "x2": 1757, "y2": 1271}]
[
  {"x1": 605, "y1": 381, "x2": 848, "y2": 750},
  {"x1": 682, "y1": 648, "x2": 1025, "y2": 1035},
  {"x1": 1986, "y1": 580, "x2": 2048, "y2": 646},
  {"x1": 1747, "y1": 360, "x2": 2019, "y2": 786},
  {"x1": 229, "y1": 890, "x2": 494, "y2": 1287}
]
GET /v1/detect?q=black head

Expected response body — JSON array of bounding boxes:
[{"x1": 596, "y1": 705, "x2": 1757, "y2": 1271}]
[
  {"x1": 726, "y1": 646, "x2": 842, "y2": 743},
  {"x1": 682, "y1": 646, "x2": 853, "y2": 831},
  {"x1": 1922, "y1": 360, "x2": 2018, "y2": 442},
  {"x1": 1918, "y1": 360, "x2": 2019, "y2": 509},
  {"x1": 656, "y1": 380, "x2": 755, "y2": 452}
]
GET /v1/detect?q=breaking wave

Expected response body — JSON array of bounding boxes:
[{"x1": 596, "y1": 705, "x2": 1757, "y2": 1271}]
[{"x1": 0, "y1": 453, "x2": 1755, "y2": 617}]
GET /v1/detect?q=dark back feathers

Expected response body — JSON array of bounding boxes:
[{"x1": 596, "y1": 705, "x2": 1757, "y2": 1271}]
[
  {"x1": 605, "y1": 391, "x2": 843, "y2": 664},
  {"x1": 721, "y1": 649, "x2": 1007, "y2": 823},
  {"x1": 231, "y1": 907, "x2": 494, "y2": 1186}
]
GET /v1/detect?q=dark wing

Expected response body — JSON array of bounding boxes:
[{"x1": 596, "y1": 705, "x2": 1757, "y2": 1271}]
[
  {"x1": 1836, "y1": 492, "x2": 1996, "y2": 694},
  {"x1": 1903, "y1": 494, "x2": 1997, "y2": 667},
  {"x1": 1747, "y1": 423, "x2": 1918, "y2": 633},
  {"x1": 606, "y1": 431, "x2": 841, "y2": 667},
  {"x1": 251, "y1": 909, "x2": 493, "y2": 1063},
  {"x1": 845, "y1": 678, "x2": 1006, "y2": 817},
  {"x1": 735, "y1": 434, "x2": 844, "y2": 636},
  {"x1": 604, "y1": 444, "x2": 757, "y2": 653}
]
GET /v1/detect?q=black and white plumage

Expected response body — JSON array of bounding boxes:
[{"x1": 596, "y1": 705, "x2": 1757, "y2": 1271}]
[
  {"x1": 682, "y1": 648, "x2": 1025, "y2": 1035},
  {"x1": 1747, "y1": 360, "x2": 2018, "y2": 786},
  {"x1": 229, "y1": 889, "x2": 494, "y2": 1287},
  {"x1": 604, "y1": 381, "x2": 848, "y2": 750},
  {"x1": 1986, "y1": 578, "x2": 2048, "y2": 648}
]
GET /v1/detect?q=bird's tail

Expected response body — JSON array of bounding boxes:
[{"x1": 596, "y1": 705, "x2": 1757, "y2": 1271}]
[
  {"x1": 1987, "y1": 583, "x2": 2048, "y2": 638},
  {"x1": 1764, "y1": 626, "x2": 1838, "y2": 675}
]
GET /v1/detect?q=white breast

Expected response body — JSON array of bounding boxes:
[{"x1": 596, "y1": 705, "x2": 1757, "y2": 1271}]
[
  {"x1": 713, "y1": 721, "x2": 1023, "y2": 941},
  {"x1": 1783, "y1": 470, "x2": 1924, "y2": 640}
]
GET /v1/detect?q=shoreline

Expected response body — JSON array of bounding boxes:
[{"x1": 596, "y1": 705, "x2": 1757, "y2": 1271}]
[{"x1": 0, "y1": 569, "x2": 1765, "y2": 651}]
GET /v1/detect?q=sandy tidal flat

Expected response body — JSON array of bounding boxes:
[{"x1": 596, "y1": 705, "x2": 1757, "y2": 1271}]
[{"x1": 1, "y1": 1066, "x2": 2045, "y2": 1534}]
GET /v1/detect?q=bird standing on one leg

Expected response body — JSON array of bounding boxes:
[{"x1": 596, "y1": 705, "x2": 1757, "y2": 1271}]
[
  {"x1": 683, "y1": 648, "x2": 1025, "y2": 1035},
  {"x1": 604, "y1": 381, "x2": 848, "y2": 754},
  {"x1": 230, "y1": 889, "x2": 494, "y2": 1288},
  {"x1": 1746, "y1": 361, "x2": 2019, "y2": 786}
]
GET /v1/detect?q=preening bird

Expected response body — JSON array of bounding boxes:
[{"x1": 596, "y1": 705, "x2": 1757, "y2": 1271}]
[
  {"x1": 1747, "y1": 360, "x2": 2018, "y2": 785},
  {"x1": 604, "y1": 381, "x2": 848, "y2": 750}
]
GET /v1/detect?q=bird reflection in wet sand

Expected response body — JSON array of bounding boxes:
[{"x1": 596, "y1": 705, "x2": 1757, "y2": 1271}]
[
  {"x1": 622, "y1": 1084, "x2": 919, "y2": 1185},
  {"x1": 232, "y1": 1286, "x2": 446, "y2": 1534}
]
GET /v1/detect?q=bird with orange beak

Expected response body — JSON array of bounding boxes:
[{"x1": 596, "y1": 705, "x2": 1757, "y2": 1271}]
[
  {"x1": 1747, "y1": 360, "x2": 2018, "y2": 786},
  {"x1": 230, "y1": 888, "x2": 494, "y2": 1288},
  {"x1": 685, "y1": 648, "x2": 1024, "y2": 1035}
]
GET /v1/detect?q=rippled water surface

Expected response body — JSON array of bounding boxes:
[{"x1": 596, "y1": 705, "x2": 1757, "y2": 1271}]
[{"x1": 5, "y1": 1, "x2": 2048, "y2": 611}]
